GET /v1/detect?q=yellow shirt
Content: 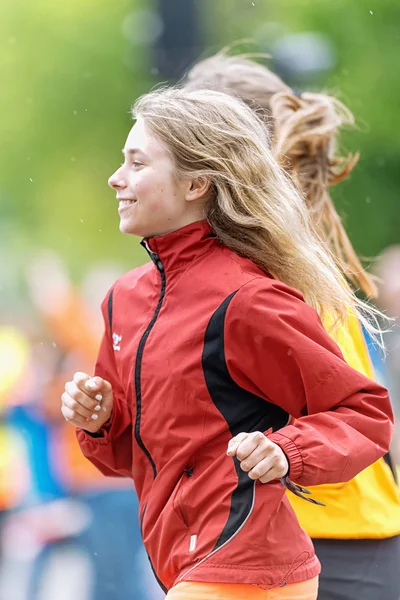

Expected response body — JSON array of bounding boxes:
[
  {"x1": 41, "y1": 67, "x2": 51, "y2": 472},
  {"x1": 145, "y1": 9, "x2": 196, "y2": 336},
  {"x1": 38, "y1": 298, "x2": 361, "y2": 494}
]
[{"x1": 288, "y1": 313, "x2": 400, "y2": 539}]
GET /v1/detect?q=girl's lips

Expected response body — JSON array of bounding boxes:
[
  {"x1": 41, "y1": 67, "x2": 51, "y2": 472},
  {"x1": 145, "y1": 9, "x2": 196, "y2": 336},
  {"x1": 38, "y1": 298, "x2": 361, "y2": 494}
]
[
  {"x1": 118, "y1": 198, "x2": 136, "y2": 205},
  {"x1": 118, "y1": 199, "x2": 136, "y2": 214}
]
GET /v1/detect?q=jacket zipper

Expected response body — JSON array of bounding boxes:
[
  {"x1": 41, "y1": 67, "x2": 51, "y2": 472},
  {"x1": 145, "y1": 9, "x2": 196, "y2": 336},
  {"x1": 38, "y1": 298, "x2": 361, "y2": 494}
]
[
  {"x1": 176, "y1": 468, "x2": 193, "y2": 527},
  {"x1": 134, "y1": 249, "x2": 166, "y2": 478},
  {"x1": 178, "y1": 486, "x2": 188, "y2": 527}
]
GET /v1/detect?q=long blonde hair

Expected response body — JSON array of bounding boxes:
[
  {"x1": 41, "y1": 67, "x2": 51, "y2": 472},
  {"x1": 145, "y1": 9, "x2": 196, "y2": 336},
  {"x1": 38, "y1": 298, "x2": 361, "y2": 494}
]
[
  {"x1": 132, "y1": 87, "x2": 382, "y2": 340},
  {"x1": 185, "y1": 51, "x2": 377, "y2": 298}
]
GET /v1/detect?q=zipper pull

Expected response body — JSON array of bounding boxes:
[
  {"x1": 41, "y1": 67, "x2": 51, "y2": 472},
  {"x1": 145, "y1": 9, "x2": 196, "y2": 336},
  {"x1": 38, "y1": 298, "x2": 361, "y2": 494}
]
[{"x1": 140, "y1": 240, "x2": 164, "y2": 270}]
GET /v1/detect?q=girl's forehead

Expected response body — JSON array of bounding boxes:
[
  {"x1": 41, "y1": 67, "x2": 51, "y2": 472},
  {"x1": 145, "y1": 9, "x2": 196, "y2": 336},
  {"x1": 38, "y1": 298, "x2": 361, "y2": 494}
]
[{"x1": 125, "y1": 118, "x2": 167, "y2": 160}]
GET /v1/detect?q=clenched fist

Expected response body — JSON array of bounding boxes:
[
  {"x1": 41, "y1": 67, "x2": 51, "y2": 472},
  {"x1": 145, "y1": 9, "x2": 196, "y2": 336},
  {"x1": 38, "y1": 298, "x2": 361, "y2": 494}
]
[
  {"x1": 61, "y1": 372, "x2": 114, "y2": 433},
  {"x1": 226, "y1": 431, "x2": 289, "y2": 483}
]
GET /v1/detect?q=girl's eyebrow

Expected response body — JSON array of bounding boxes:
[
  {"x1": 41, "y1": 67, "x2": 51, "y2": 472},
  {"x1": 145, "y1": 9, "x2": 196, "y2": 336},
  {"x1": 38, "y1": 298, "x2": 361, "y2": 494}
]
[{"x1": 122, "y1": 148, "x2": 147, "y2": 158}]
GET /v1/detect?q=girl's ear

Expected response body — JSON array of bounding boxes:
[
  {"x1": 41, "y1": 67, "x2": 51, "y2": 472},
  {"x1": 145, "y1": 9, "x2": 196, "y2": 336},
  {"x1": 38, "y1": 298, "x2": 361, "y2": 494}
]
[{"x1": 185, "y1": 177, "x2": 211, "y2": 202}]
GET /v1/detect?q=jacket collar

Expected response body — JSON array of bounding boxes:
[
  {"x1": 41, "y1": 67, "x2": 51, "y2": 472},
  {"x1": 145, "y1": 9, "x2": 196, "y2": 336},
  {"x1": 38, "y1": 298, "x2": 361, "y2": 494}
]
[{"x1": 141, "y1": 220, "x2": 217, "y2": 273}]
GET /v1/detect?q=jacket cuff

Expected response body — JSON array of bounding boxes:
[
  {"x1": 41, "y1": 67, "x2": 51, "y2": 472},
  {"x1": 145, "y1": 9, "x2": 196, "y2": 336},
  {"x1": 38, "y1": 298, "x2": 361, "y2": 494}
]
[
  {"x1": 266, "y1": 430, "x2": 304, "y2": 482},
  {"x1": 76, "y1": 409, "x2": 115, "y2": 446}
]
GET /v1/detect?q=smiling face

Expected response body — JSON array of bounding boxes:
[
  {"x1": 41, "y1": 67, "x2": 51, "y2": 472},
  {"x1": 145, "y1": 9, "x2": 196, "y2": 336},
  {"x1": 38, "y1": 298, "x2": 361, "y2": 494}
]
[{"x1": 108, "y1": 116, "x2": 207, "y2": 238}]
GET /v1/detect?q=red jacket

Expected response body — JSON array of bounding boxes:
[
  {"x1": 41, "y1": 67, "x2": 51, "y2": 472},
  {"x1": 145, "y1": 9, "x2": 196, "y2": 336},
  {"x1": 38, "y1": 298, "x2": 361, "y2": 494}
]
[{"x1": 77, "y1": 220, "x2": 392, "y2": 591}]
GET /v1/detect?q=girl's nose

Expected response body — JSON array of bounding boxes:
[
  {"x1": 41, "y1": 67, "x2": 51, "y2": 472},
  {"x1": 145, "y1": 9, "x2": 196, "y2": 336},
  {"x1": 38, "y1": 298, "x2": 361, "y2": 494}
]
[{"x1": 108, "y1": 167, "x2": 127, "y2": 190}]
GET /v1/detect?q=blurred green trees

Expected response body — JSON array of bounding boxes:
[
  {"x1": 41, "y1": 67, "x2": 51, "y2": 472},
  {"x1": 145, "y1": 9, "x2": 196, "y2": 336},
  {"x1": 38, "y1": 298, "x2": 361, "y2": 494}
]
[
  {"x1": 0, "y1": 0, "x2": 153, "y2": 282},
  {"x1": 210, "y1": 0, "x2": 400, "y2": 261},
  {"x1": 1, "y1": 0, "x2": 399, "y2": 285}
]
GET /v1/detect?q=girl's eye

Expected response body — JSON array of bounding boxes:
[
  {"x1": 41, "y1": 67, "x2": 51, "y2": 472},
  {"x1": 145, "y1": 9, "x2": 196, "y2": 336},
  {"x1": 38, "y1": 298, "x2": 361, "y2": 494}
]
[{"x1": 132, "y1": 161, "x2": 142, "y2": 168}]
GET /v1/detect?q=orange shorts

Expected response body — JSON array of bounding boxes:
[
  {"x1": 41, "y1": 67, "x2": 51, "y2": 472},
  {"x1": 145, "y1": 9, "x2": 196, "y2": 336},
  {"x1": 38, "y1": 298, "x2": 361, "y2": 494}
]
[{"x1": 166, "y1": 577, "x2": 319, "y2": 600}]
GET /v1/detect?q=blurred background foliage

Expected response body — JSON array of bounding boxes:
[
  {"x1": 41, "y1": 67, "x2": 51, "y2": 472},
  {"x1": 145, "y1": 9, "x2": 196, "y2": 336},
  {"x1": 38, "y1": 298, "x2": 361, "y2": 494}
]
[{"x1": 1, "y1": 0, "x2": 399, "y2": 308}]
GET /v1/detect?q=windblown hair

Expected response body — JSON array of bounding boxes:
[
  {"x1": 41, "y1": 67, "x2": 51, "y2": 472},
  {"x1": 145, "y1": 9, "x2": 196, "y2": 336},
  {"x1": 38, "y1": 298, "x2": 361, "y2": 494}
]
[
  {"x1": 185, "y1": 52, "x2": 377, "y2": 299},
  {"x1": 132, "y1": 87, "x2": 382, "y2": 340}
]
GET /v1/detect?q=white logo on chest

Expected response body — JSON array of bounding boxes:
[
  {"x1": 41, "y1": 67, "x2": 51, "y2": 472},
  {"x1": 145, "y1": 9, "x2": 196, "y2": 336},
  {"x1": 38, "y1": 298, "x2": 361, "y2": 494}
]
[{"x1": 112, "y1": 333, "x2": 122, "y2": 351}]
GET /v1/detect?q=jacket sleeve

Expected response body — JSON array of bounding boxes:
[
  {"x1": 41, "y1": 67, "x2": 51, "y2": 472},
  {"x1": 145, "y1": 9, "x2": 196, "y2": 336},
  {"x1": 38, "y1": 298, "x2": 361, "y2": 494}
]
[
  {"x1": 225, "y1": 277, "x2": 393, "y2": 487},
  {"x1": 76, "y1": 290, "x2": 133, "y2": 479}
]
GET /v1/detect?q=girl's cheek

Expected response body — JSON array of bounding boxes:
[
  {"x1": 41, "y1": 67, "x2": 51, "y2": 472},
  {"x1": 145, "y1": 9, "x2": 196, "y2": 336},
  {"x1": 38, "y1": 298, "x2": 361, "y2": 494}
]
[
  {"x1": 132, "y1": 174, "x2": 149, "y2": 195},
  {"x1": 131, "y1": 180, "x2": 142, "y2": 196}
]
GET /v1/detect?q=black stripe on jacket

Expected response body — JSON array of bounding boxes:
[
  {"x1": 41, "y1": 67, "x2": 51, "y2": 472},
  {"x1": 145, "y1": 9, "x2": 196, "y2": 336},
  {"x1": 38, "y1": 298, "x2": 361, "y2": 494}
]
[{"x1": 202, "y1": 291, "x2": 289, "y2": 551}]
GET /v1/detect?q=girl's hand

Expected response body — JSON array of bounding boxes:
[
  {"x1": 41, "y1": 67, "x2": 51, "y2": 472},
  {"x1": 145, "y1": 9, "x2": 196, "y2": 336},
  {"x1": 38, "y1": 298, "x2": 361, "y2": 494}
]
[
  {"x1": 226, "y1": 431, "x2": 289, "y2": 483},
  {"x1": 61, "y1": 372, "x2": 114, "y2": 433}
]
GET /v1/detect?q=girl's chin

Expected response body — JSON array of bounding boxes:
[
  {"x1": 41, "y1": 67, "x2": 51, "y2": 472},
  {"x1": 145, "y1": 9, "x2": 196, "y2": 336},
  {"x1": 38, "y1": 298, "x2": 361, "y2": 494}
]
[
  {"x1": 119, "y1": 218, "x2": 150, "y2": 238},
  {"x1": 119, "y1": 219, "x2": 139, "y2": 235}
]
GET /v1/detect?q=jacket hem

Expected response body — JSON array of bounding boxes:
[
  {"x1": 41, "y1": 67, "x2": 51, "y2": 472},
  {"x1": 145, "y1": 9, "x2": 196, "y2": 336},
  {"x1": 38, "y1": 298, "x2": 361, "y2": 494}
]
[{"x1": 174, "y1": 554, "x2": 320, "y2": 589}]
